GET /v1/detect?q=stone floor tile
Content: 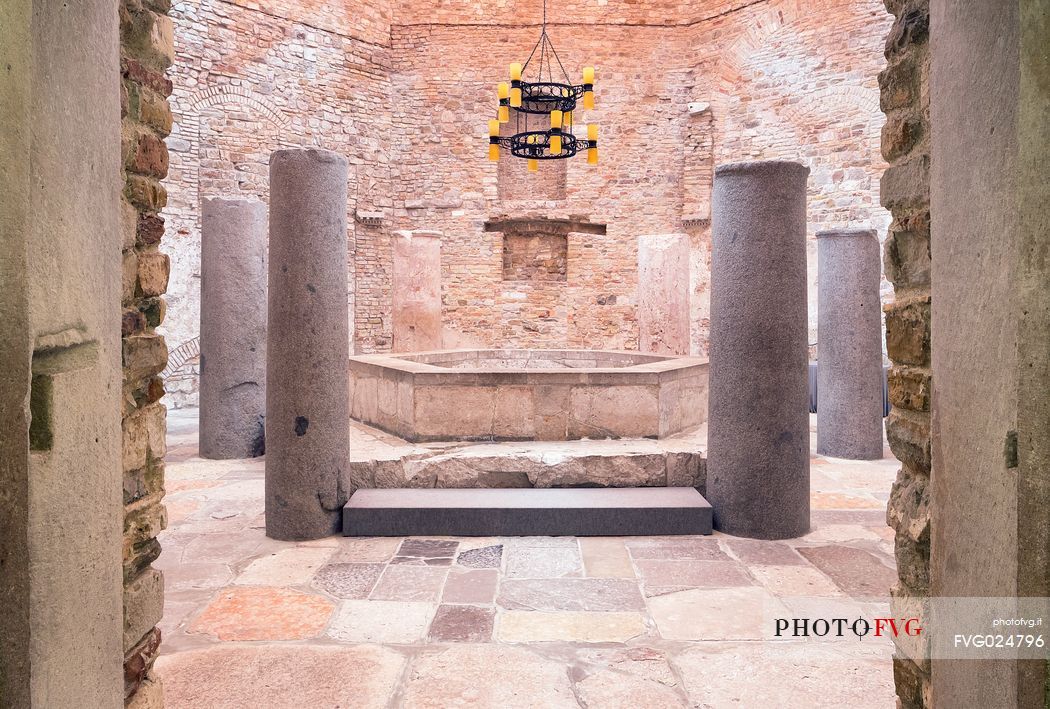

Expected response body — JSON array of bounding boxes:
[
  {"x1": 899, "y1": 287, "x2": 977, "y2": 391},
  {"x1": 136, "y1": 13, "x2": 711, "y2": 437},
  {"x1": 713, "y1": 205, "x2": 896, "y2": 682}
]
[
  {"x1": 575, "y1": 670, "x2": 687, "y2": 709},
  {"x1": 180, "y1": 530, "x2": 267, "y2": 564},
  {"x1": 327, "y1": 600, "x2": 435, "y2": 643},
  {"x1": 797, "y1": 545, "x2": 897, "y2": 599},
  {"x1": 497, "y1": 611, "x2": 646, "y2": 643},
  {"x1": 162, "y1": 561, "x2": 234, "y2": 592},
  {"x1": 329, "y1": 536, "x2": 402, "y2": 563},
  {"x1": 312, "y1": 562, "x2": 386, "y2": 599},
  {"x1": 505, "y1": 544, "x2": 582, "y2": 578},
  {"x1": 498, "y1": 578, "x2": 645, "y2": 611},
  {"x1": 635, "y1": 559, "x2": 753, "y2": 588},
  {"x1": 723, "y1": 538, "x2": 809, "y2": 566},
  {"x1": 648, "y1": 587, "x2": 781, "y2": 641},
  {"x1": 393, "y1": 538, "x2": 459, "y2": 565},
  {"x1": 401, "y1": 645, "x2": 578, "y2": 708},
  {"x1": 427, "y1": 604, "x2": 495, "y2": 642},
  {"x1": 156, "y1": 644, "x2": 405, "y2": 708},
  {"x1": 810, "y1": 491, "x2": 884, "y2": 510},
  {"x1": 456, "y1": 544, "x2": 503, "y2": 569},
  {"x1": 624, "y1": 537, "x2": 729, "y2": 561},
  {"x1": 370, "y1": 564, "x2": 448, "y2": 602},
  {"x1": 748, "y1": 564, "x2": 845, "y2": 597},
  {"x1": 442, "y1": 568, "x2": 499, "y2": 604},
  {"x1": 579, "y1": 538, "x2": 635, "y2": 578},
  {"x1": 673, "y1": 642, "x2": 894, "y2": 708},
  {"x1": 507, "y1": 536, "x2": 579, "y2": 548},
  {"x1": 234, "y1": 546, "x2": 333, "y2": 586},
  {"x1": 188, "y1": 586, "x2": 333, "y2": 641},
  {"x1": 802, "y1": 524, "x2": 884, "y2": 544}
]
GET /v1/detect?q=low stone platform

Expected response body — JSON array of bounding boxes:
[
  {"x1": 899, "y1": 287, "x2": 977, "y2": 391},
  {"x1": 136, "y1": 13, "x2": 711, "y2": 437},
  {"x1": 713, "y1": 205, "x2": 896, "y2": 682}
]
[
  {"x1": 344, "y1": 487, "x2": 713, "y2": 536},
  {"x1": 344, "y1": 421, "x2": 707, "y2": 492}
]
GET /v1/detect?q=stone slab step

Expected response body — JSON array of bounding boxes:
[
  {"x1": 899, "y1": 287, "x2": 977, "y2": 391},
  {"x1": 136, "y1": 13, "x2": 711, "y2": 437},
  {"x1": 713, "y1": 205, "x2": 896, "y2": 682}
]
[{"x1": 343, "y1": 487, "x2": 712, "y2": 537}]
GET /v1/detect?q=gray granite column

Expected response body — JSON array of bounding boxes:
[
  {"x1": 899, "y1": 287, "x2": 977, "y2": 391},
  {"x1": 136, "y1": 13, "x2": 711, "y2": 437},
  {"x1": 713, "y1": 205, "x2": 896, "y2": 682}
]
[
  {"x1": 199, "y1": 198, "x2": 267, "y2": 459},
  {"x1": 816, "y1": 228, "x2": 884, "y2": 459},
  {"x1": 707, "y1": 160, "x2": 810, "y2": 539},
  {"x1": 266, "y1": 149, "x2": 350, "y2": 540}
]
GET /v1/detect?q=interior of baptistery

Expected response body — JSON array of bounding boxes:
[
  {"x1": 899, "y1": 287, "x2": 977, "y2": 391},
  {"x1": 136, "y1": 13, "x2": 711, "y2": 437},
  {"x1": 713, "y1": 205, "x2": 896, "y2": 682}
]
[{"x1": 2, "y1": 1, "x2": 1048, "y2": 708}]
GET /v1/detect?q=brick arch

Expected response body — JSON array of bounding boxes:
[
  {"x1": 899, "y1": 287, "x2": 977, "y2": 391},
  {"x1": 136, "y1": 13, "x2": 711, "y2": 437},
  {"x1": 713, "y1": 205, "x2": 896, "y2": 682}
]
[
  {"x1": 186, "y1": 85, "x2": 292, "y2": 142},
  {"x1": 776, "y1": 85, "x2": 881, "y2": 128}
]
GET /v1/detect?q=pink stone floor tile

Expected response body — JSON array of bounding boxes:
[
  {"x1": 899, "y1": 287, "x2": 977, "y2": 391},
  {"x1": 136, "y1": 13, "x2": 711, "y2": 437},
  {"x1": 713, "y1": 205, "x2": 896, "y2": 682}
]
[
  {"x1": 635, "y1": 560, "x2": 753, "y2": 589},
  {"x1": 370, "y1": 564, "x2": 448, "y2": 602},
  {"x1": 442, "y1": 568, "x2": 499, "y2": 604},
  {"x1": 188, "y1": 586, "x2": 333, "y2": 641},
  {"x1": 427, "y1": 604, "x2": 495, "y2": 642}
]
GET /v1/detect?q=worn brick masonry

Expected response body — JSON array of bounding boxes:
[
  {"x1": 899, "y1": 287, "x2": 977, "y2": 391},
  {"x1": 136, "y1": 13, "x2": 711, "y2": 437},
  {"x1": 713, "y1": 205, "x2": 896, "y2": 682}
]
[
  {"x1": 878, "y1": 0, "x2": 931, "y2": 706},
  {"x1": 120, "y1": 0, "x2": 173, "y2": 704}
]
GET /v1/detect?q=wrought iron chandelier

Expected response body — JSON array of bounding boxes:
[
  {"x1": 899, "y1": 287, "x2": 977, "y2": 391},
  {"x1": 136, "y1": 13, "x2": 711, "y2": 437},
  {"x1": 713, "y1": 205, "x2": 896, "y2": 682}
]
[{"x1": 487, "y1": 0, "x2": 598, "y2": 171}]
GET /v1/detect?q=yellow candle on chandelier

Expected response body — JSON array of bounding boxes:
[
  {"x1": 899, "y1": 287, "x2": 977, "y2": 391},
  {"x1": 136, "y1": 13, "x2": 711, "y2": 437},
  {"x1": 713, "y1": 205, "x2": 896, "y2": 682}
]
[
  {"x1": 489, "y1": 119, "x2": 500, "y2": 137},
  {"x1": 498, "y1": 105, "x2": 510, "y2": 123},
  {"x1": 527, "y1": 158, "x2": 538, "y2": 172},
  {"x1": 587, "y1": 147, "x2": 598, "y2": 164},
  {"x1": 550, "y1": 110, "x2": 563, "y2": 129},
  {"x1": 583, "y1": 66, "x2": 595, "y2": 84},
  {"x1": 510, "y1": 87, "x2": 522, "y2": 108},
  {"x1": 497, "y1": 82, "x2": 509, "y2": 99},
  {"x1": 564, "y1": 110, "x2": 572, "y2": 126},
  {"x1": 510, "y1": 62, "x2": 523, "y2": 80},
  {"x1": 550, "y1": 135, "x2": 562, "y2": 153},
  {"x1": 583, "y1": 90, "x2": 595, "y2": 110},
  {"x1": 587, "y1": 124, "x2": 598, "y2": 141},
  {"x1": 488, "y1": 144, "x2": 500, "y2": 161}
]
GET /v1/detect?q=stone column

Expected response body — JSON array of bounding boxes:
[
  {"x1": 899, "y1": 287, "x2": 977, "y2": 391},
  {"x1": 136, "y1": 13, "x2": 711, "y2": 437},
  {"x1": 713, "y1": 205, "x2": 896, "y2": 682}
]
[
  {"x1": 391, "y1": 230, "x2": 442, "y2": 352},
  {"x1": 707, "y1": 160, "x2": 810, "y2": 539},
  {"x1": 199, "y1": 198, "x2": 267, "y2": 459},
  {"x1": 816, "y1": 228, "x2": 884, "y2": 459},
  {"x1": 266, "y1": 149, "x2": 350, "y2": 540},
  {"x1": 638, "y1": 233, "x2": 691, "y2": 355}
]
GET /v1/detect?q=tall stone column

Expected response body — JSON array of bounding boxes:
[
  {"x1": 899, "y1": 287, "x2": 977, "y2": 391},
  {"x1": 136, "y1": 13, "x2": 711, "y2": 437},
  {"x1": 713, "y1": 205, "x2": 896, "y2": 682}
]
[
  {"x1": 199, "y1": 198, "x2": 267, "y2": 459},
  {"x1": 638, "y1": 233, "x2": 691, "y2": 355},
  {"x1": 391, "y1": 230, "x2": 442, "y2": 352},
  {"x1": 266, "y1": 149, "x2": 350, "y2": 540},
  {"x1": 816, "y1": 228, "x2": 884, "y2": 459},
  {"x1": 707, "y1": 160, "x2": 810, "y2": 539}
]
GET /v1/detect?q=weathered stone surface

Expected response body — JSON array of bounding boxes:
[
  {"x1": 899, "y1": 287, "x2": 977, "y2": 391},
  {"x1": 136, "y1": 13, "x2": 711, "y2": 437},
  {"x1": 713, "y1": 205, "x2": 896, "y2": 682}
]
[
  {"x1": 370, "y1": 565, "x2": 447, "y2": 602},
  {"x1": 198, "y1": 198, "x2": 266, "y2": 460},
  {"x1": 456, "y1": 544, "x2": 502, "y2": 568},
  {"x1": 796, "y1": 546, "x2": 897, "y2": 598},
  {"x1": 497, "y1": 578, "x2": 645, "y2": 611},
  {"x1": 638, "y1": 233, "x2": 690, "y2": 355},
  {"x1": 885, "y1": 296, "x2": 930, "y2": 366},
  {"x1": 156, "y1": 644, "x2": 404, "y2": 707},
  {"x1": 887, "y1": 365, "x2": 930, "y2": 412},
  {"x1": 442, "y1": 569, "x2": 498, "y2": 604},
  {"x1": 400, "y1": 645, "x2": 578, "y2": 707},
  {"x1": 426, "y1": 604, "x2": 494, "y2": 642},
  {"x1": 327, "y1": 600, "x2": 434, "y2": 643},
  {"x1": 189, "y1": 586, "x2": 333, "y2": 641},
  {"x1": 265, "y1": 149, "x2": 349, "y2": 540},
  {"x1": 391, "y1": 230, "x2": 442, "y2": 352},
  {"x1": 817, "y1": 228, "x2": 885, "y2": 459},
  {"x1": 649, "y1": 587, "x2": 775, "y2": 640},
  {"x1": 497, "y1": 611, "x2": 646, "y2": 643},
  {"x1": 707, "y1": 160, "x2": 810, "y2": 539},
  {"x1": 311, "y1": 563, "x2": 384, "y2": 599}
]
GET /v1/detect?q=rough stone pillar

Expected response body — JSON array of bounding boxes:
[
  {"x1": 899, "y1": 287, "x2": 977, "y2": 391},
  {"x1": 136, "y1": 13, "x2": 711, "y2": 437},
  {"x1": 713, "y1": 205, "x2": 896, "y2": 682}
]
[
  {"x1": 266, "y1": 149, "x2": 350, "y2": 540},
  {"x1": 707, "y1": 160, "x2": 810, "y2": 539},
  {"x1": 638, "y1": 233, "x2": 691, "y2": 355},
  {"x1": 391, "y1": 230, "x2": 443, "y2": 352},
  {"x1": 199, "y1": 198, "x2": 267, "y2": 459},
  {"x1": 816, "y1": 228, "x2": 884, "y2": 459}
]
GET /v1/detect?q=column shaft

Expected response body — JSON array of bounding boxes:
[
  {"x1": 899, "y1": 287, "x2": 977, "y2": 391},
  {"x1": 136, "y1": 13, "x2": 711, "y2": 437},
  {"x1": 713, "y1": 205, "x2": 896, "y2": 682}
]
[
  {"x1": 265, "y1": 149, "x2": 350, "y2": 540},
  {"x1": 816, "y1": 228, "x2": 884, "y2": 459},
  {"x1": 199, "y1": 198, "x2": 267, "y2": 459},
  {"x1": 707, "y1": 160, "x2": 811, "y2": 539}
]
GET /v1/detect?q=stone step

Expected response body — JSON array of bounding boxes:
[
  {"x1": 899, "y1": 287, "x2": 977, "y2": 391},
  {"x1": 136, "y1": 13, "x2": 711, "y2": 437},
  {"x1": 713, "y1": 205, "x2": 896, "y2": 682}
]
[{"x1": 343, "y1": 487, "x2": 712, "y2": 537}]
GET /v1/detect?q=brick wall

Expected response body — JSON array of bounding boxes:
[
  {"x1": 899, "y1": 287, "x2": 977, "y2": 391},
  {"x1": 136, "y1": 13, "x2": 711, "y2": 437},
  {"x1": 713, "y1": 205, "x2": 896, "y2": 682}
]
[
  {"x1": 161, "y1": 0, "x2": 892, "y2": 405},
  {"x1": 120, "y1": 0, "x2": 173, "y2": 704},
  {"x1": 877, "y1": 0, "x2": 931, "y2": 706}
]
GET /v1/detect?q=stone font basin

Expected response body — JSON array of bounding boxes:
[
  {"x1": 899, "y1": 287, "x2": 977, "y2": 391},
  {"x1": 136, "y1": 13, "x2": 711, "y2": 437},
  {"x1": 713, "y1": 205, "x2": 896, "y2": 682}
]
[{"x1": 348, "y1": 349, "x2": 709, "y2": 442}]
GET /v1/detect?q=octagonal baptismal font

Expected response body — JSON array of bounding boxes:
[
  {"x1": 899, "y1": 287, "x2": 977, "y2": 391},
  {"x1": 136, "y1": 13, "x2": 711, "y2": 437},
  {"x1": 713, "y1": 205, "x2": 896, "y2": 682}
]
[{"x1": 349, "y1": 349, "x2": 708, "y2": 442}]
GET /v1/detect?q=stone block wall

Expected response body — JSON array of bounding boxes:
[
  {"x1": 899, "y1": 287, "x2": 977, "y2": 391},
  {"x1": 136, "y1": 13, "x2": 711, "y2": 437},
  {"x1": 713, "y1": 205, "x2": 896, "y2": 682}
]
[
  {"x1": 120, "y1": 0, "x2": 174, "y2": 704},
  {"x1": 877, "y1": 0, "x2": 931, "y2": 706}
]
